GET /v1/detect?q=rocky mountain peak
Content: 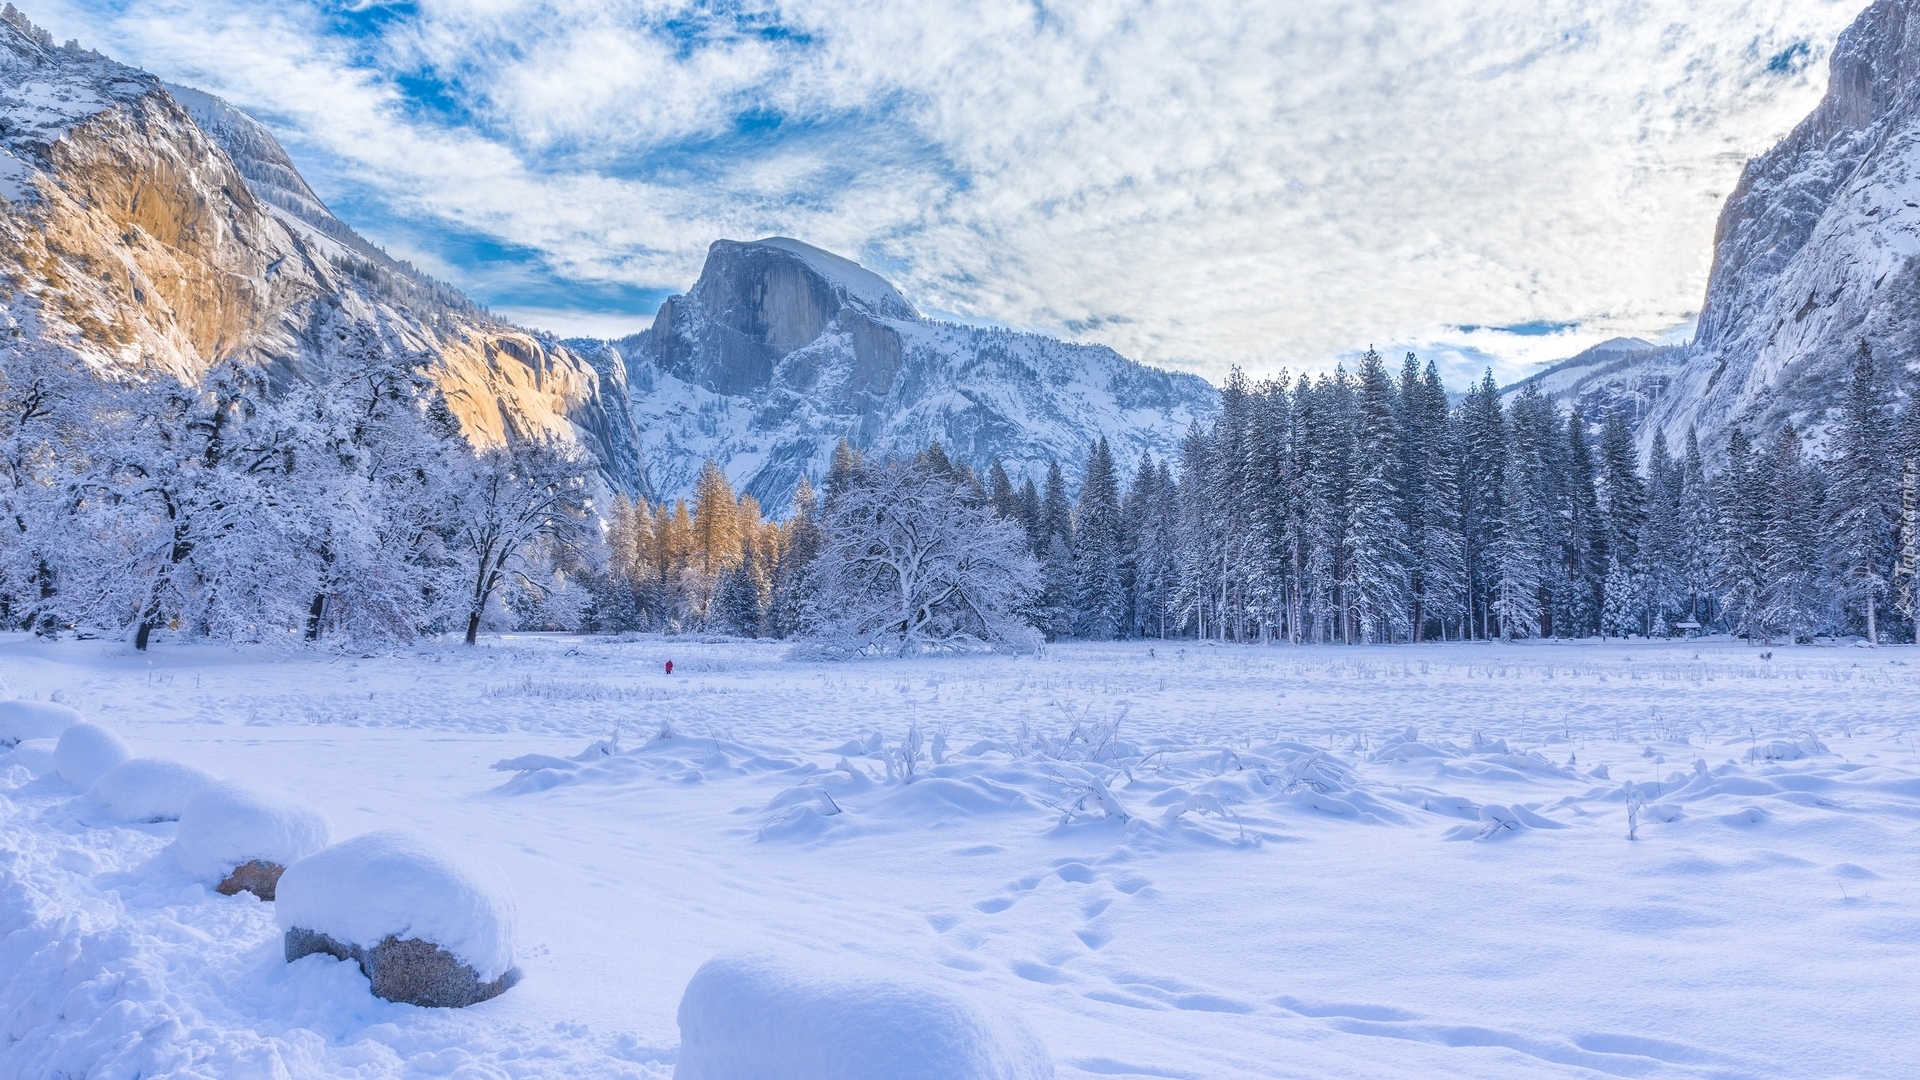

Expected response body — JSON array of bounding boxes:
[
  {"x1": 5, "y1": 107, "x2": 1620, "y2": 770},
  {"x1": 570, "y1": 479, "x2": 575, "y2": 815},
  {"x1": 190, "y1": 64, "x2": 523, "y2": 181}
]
[{"x1": 616, "y1": 237, "x2": 1216, "y2": 513}]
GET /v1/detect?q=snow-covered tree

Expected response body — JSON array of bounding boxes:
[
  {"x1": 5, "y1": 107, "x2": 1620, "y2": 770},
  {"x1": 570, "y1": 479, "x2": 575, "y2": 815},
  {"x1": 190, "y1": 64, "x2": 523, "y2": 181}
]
[
  {"x1": 1342, "y1": 349, "x2": 1409, "y2": 642},
  {"x1": 449, "y1": 439, "x2": 592, "y2": 646},
  {"x1": 1826, "y1": 343, "x2": 1896, "y2": 642},
  {"x1": 811, "y1": 456, "x2": 1040, "y2": 655},
  {"x1": 1072, "y1": 438, "x2": 1124, "y2": 639}
]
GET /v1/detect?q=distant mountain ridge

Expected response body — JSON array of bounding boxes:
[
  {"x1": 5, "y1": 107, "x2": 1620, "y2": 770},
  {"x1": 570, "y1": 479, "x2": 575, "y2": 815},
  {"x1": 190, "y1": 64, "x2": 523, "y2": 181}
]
[
  {"x1": 0, "y1": 4, "x2": 1214, "y2": 512},
  {"x1": 604, "y1": 237, "x2": 1217, "y2": 513}
]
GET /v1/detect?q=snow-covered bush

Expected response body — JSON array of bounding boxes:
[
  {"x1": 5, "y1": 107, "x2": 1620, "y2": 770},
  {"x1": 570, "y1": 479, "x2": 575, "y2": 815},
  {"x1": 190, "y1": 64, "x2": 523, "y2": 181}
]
[
  {"x1": 674, "y1": 951, "x2": 1052, "y2": 1080},
  {"x1": 87, "y1": 758, "x2": 215, "y2": 822},
  {"x1": 53, "y1": 722, "x2": 131, "y2": 789},
  {"x1": 806, "y1": 457, "x2": 1040, "y2": 657},
  {"x1": 173, "y1": 782, "x2": 331, "y2": 897},
  {"x1": 0, "y1": 700, "x2": 81, "y2": 747},
  {"x1": 275, "y1": 830, "x2": 518, "y2": 1007}
]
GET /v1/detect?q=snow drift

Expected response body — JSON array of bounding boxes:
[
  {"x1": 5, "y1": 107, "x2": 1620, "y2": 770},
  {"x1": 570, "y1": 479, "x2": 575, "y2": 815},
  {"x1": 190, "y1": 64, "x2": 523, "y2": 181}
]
[
  {"x1": 84, "y1": 757, "x2": 214, "y2": 822},
  {"x1": 674, "y1": 951, "x2": 1053, "y2": 1080},
  {"x1": 53, "y1": 721, "x2": 131, "y2": 789},
  {"x1": 0, "y1": 699, "x2": 81, "y2": 746}
]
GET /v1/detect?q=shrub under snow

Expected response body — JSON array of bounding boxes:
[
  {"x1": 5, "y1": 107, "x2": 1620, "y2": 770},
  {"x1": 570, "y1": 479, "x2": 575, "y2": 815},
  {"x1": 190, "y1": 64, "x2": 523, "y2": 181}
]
[
  {"x1": 54, "y1": 722, "x2": 132, "y2": 789},
  {"x1": 0, "y1": 700, "x2": 82, "y2": 747},
  {"x1": 674, "y1": 952, "x2": 1053, "y2": 1080},
  {"x1": 86, "y1": 758, "x2": 216, "y2": 822},
  {"x1": 275, "y1": 830, "x2": 518, "y2": 1007},
  {"x1": 173, "y1": 782, "x2": 332, "y2": 897}
]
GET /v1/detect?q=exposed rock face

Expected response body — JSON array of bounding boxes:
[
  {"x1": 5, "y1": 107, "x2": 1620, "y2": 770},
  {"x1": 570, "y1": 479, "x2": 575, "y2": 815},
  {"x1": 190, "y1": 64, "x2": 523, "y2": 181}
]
[
  {"x1": 0, "y1": 9, "x2": 647, "y2": 494},
  {"x1": 617, "y1": 238, "x2": 1217, "y2": 513},
  {"x1": 285, "y1": 928, "x2": 520, "y2": 1008},
  {"x1": 1667, "y1": 0, "x2": 1920, "y2": 448},
  {"x1": 216, "y1": 858, "x2": 284, "y2": 900},
  {"x1": 1549, "y1": 0, "x2": 1920, "y2": 455}
]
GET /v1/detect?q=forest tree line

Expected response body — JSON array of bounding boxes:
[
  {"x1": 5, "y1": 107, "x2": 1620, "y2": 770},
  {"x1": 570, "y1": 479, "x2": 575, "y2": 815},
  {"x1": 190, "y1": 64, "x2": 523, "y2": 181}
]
[{"x1": 5, "y1": 327, "x2": 1918, "y2": 651}]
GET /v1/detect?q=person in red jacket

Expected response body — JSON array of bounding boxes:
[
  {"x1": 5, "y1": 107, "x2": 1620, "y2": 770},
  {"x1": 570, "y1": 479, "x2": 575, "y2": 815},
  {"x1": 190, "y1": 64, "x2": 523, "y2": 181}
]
[{"x1": 664, "y1": 659, "x2": 673, "y2": 675}]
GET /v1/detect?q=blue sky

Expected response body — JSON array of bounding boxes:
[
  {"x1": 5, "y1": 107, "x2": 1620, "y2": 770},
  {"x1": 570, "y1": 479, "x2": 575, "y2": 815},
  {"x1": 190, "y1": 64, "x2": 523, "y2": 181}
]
[{"x1": 31, "y1": 0, "x2": 1867, "y2": 386}]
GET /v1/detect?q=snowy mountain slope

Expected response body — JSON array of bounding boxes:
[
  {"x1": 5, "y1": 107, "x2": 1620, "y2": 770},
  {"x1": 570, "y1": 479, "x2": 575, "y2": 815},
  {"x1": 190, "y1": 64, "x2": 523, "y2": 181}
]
[
  {"x1": 0, "y1": 7, "x2": 647, "y2": 494},
  {"x1": 1658, "y1": 0, "x2": 1920, "y2": 448},
  {"x1": 1500, "y1": 337, "x2": 1678, "y2": 424},
  {"x1": 1554, "y1": 0, "x2": 1920, "y2": 455},
  {"x1": 613, "y1": 238, "x2": 1217, "y2": 512}
]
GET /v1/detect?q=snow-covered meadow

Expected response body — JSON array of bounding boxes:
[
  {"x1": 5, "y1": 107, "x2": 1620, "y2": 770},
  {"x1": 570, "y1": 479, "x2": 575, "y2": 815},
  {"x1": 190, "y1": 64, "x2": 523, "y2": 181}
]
[{"x1": 3, "y1": 634, "x2": 1916, "y2": 1079}]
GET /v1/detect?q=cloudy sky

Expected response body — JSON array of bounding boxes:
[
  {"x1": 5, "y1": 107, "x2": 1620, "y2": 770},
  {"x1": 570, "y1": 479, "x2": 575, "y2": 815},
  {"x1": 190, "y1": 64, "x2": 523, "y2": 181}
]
[{"x1": 33, "y1": 0, "x2": 1867, "y2": 387}]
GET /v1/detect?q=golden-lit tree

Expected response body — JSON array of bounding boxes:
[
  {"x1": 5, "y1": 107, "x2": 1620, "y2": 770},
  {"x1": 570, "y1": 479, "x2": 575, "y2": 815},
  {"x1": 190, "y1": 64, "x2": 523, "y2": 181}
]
[{"x1": 600, "y1": 462, "x2": 788, "y2": 631}]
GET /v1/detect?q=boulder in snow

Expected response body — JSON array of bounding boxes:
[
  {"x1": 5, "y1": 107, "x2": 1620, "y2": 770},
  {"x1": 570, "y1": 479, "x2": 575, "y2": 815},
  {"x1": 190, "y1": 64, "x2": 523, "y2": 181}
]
[
  {"x1": 173, "y1": 781, "x2": 331, "y2": 899},
  {"x1": 0, "y1": 699, "x2": 82, "y2": 747},
  {"x1": 674, "y1": 951, "x2": 1053, "y2": 1080},
  {"x1": 54, "y1": 722, "x2": 132, "y2": 789},
  {"x1": 87, "y1": 758, "x2": 215, "y2": 822},
  {"x1": 275, "y1": 830, "x2": 518, "y2": 1007}
]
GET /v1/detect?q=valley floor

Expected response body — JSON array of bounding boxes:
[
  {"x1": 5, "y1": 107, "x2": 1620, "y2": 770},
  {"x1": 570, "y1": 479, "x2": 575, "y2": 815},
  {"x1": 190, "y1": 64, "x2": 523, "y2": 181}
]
[{"x1": 2, "y1": 634, "x2": 1916, "y2": 1079}]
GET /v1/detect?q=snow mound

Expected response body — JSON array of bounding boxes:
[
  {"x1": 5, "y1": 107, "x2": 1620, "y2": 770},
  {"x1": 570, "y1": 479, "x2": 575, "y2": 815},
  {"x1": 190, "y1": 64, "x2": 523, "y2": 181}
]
[
  {"x1": 86, "y1": 758, "x2": 215, "y2": 822},
  {"x1": 173, "y1": 781, "x2": 331, "y2": 884},
  {"x1": 275, "y1": 830, "x2": 516, "y2": 982},
  {"x1": 0, "y1": 699, "x2": 81, "y2": 746},
  {"x1": 1, "y1": 737, "x2": 57, "y2": 776},
  {"x1": 54, "y1": 721, "x2": 131, "y2": 789},
  {"x1": 674, "y1": 951, "x2": 1052, "y2": 1080}
]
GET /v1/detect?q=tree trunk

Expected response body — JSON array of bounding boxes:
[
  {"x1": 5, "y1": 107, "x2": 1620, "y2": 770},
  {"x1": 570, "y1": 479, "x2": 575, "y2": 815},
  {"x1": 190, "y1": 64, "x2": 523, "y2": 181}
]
[
  {"x1": 465, "y1": 610, "x2": 482, "y2": 646},
  {"x1": 1867, "y1": 597, "x2": 1878, "y2": 645},
  {"x1": 305, "y1": 593, "x2": 327, "y2": 642}
]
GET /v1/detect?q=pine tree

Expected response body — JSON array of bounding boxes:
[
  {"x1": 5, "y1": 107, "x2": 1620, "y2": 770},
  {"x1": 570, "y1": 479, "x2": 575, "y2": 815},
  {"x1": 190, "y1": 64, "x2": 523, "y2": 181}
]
[
  {"x1": 1601, "y1": 555, "x2": 1635, "y2": 638},
  {"x1": 1561, "y1": 411, "x2": 1604, "y2": 635},
  {"x1": 717, "y1": 536, "x2": 769, "y2": 637},
  {"x1": 1017, "y1": 477, "x2": 1042, "y2": 554},
  {"x1": 1072, "y1": 438, "x2": 1124, "y2": 639},
  {"x1": 1598, "y1": 409, "x2": 1647, "y2": 572},
  {"x1": 1638, "y1": 430, "x2": 1684, "y2": 635},
  {"x1": 1677, "y1": 429, "x2": 1719, "y2": 628},
  {"x1": 1506, "y1": 386, "x2": 1562, "y2": 636},
  {"x1": 987, "y1": 460, "x2": 1017, "y2": 519},
  {"x1": 1459, "y1": 372, "x2": 1506, "y2": 639},
  {"x1": 1414, "y1": 362, "x2": 1466, "y2": 639},
  {"x1": 1493, "y1": 446, "x2": 1544, "y2": 639},
  {"x1": 825, "y1": 439, "x2": 864, "y2": 504},
  {"x1": 1118, "y1": 453, "x2": 1158, "y2": 638},
  {"x1": 1716, "y1": 429, "x2": 1771, "y2": 642},
  {"x1": 1827, "y1": 343, "x2": 1896, "y2": 642},
  {"x1": 1763, "y1": 426, "x2": 1824, "y2": 644},
  {"x1": 1342, "y1": 349, "x2": 1410, "y2": 642},
  {"x1": 1037, "y1": 461, "x2": 1075, "y2": 639},
  {"x1": 768, "y1": 478, "x2": 824, "y2": 638}
]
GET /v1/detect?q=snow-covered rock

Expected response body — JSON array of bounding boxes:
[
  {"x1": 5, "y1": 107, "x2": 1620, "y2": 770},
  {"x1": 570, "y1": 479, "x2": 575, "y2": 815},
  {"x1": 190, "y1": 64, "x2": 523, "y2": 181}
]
[
  {"x1": 673, "y1": 951, "x2": 1053, "y2": 1080},
  {"x1": 173, "y1": 782, "x2": 331, "y2": 897},
  {"x1": 0, "y1": 699, "x2": 82, "y2": 746},
  {"x1": 53, "y1": 722, "x2": 131, "y2": 789},
  {"x1": 86, "y1": 758, "x2": 215, "y2": 822},
  {"x1": 607, "y1": 237, "x2": 1216, "y2": 513},
  {"x1": 275, "y1": 830, "x2": 518, "y2": 1007}
]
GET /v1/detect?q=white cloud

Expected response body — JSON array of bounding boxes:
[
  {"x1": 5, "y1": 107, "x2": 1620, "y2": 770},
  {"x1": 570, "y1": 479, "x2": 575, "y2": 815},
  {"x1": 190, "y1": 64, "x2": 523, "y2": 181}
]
[{"x1": 29, "y1": 0, "x2": 1867, "y2": 385}]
